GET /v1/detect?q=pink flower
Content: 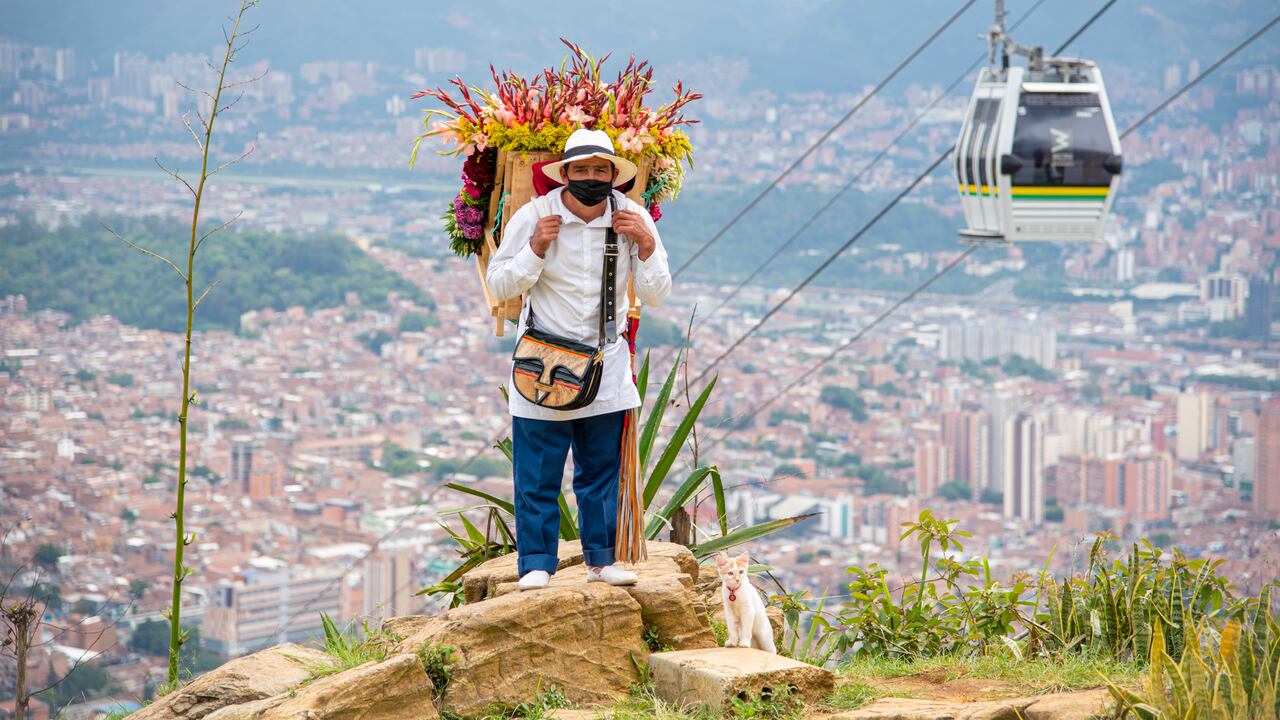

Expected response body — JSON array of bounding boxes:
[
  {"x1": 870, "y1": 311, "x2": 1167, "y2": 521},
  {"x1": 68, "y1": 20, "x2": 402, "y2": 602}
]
[
  {"x1": 616, "y1": 128, "x2": 644, "y2": 154},
  {"x1": 432, "y1": 121, "x2": 463, "y2": 148},
  {"x1": 656, "y1": 157, "x2": 674, "y2": 170},
  {"x1": 648, "y1": 202, "x2": 662, "y2": 222},
  {"x1": 562, "y1": 105, "x2": 593, "y2": 125}
]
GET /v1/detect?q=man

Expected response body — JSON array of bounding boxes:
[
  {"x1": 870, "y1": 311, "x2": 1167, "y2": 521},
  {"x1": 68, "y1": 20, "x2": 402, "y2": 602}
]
[{"x1": 486, "y1": 128, "x2": 672, "y2": 590}]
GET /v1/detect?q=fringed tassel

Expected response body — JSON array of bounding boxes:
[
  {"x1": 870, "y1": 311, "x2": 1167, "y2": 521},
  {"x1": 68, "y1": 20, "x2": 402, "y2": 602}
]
[{"x1": 615, "y1": 406, "x2": 647, "y2": 563}]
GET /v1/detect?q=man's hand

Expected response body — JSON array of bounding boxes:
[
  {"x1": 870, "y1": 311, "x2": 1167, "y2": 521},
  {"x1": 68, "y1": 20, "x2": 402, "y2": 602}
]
[
  {"x1": 612, "y1": 209, "x2": 655, "y2": 261},
  {"x1": 531, "y1": 216, "x2": 562, "y2": 258}
]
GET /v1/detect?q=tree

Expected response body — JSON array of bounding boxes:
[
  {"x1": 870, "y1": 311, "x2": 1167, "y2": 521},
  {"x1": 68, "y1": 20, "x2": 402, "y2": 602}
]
[
  {"x1": 378, "y1": 442, "x2": 421, "y2": 477},
  {"x1": 129, "y1": 579, "x2": 150, "y2": 601},
  {"x1": 359, "y1": 329, "x2": 393, "y2": 355},
  {"x1": 102, "y1": 0, "x2": 263, "y2": 688},
  {"x1": 938, "y1": 480, "x2": 970, "y2": 501},
  {"x1": 398, "y1": 312, "x2": 429, "y2": 333},
  {"x1": 819, "y1": 384, "x2": 868, "y2": 421},
  {"x1": 32, "y1": 544, "x2": 62, "y2": 568},
  {"x1": 2, "y1": 528, "x2": 125, "y2": 720}
]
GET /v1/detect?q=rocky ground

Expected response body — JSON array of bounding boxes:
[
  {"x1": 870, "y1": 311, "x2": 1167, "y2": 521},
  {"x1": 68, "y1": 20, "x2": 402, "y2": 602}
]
[{"x1": 126, "y1": 541, "x2": 1125, "y2": 719}]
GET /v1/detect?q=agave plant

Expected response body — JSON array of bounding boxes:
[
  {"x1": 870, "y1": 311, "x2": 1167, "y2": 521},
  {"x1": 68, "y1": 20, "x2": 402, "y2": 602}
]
[
  {"x1": 1107, "y1": 583, "x2": 1280, "y2": 719},
  {"x1": 423, "y1": 351, "x2": 815, "y2": 605},
  {"x1": 1027, "y1": 535, "x2": 1248, "y2": 663}
]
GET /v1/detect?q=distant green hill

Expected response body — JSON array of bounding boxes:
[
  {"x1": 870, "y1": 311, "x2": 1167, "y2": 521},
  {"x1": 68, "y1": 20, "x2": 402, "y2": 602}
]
[{"x1": 0, "y1": 216, "x2": 427, "y2": 333}]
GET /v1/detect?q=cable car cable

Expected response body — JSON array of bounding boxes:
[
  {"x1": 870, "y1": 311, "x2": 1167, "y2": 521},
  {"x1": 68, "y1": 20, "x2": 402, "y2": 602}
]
[
  {"x1": 683, "y1": 0, "x2": 1055, "y2": 340},
  {"x1": 669, "y1": 0, "x2": 981, "y2": 281},
  {"x1": 682, "y1": 0, "x2": 1120, "y2": 389},
  {"x1": 700, "y1": 10, "x2": 1280, "y2": 451}
]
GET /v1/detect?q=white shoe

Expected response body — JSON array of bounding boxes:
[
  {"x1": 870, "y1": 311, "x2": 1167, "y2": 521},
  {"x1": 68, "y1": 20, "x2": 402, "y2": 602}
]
[
  {"x1": 517, "y1": 570, "x2": 550, "y2": 590},
  {"x1": 587, "y1": 563, "x2": 638, "y2": 586}
]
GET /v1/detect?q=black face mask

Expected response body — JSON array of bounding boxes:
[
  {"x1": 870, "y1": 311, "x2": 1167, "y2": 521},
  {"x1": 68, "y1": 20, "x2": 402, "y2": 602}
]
[{"x1": 566, "y1": 178, "x2": 612, "y2": 206}]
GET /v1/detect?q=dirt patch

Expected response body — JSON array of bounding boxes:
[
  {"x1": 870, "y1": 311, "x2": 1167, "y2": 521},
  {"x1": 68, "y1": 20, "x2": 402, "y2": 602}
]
[{"x1": 874, "y1": 674, "x2": 1023, "y2": 702}]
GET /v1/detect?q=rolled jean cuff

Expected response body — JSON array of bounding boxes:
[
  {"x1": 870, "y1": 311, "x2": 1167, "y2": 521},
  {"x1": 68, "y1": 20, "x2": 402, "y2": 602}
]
[
  {"x1": 517, "y1": 552, "x2": 558, "y2": 576},
  {"x1": 583, "y1": 545, "x2": 615, "y2": 567}
]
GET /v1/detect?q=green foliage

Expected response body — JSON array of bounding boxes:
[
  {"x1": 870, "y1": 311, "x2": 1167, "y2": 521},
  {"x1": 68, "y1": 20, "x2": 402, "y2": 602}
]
[
  {"x1": 1108, "y1": 586, "x2": 1280, "y2": 719},
  {"x1": 0, "y1": 216, "x2": 426, "y2": 332},
  {"x1": 475, "y1": 683, "x2": 569, "y2": 720},
  {"x1": 106, "y1": 371, "x2": 134, "y2": 387},
  {"x1": 33, "y1": 543, "x2": 63, "y2": 567},
  {"x1": 1001, "y1": 353, "x2": 1054, "y2": 381},
  {"x1": 726, "y1": 682, "x2": 804, "y2": 719},
  {"x1": 398, "y1": 311, "x2": 430, "y2": 333},
  {"x1": 378, "y1": 441, "x2": 421, "y2": 477},
  {"x1": 819, "y1": 384, "x2": 867, "y2": 421},
  {"x1": 1032, "y1": 536, "x2": 1249, "y2": 663},
  {"x1": 359, "y1": 329, "x2": 393, "y2": 355},
  {"x1": 313, "y1": 612, "x2": 401, "y2": 678},
  {"x1": 40, "y1": 661, "x2": 119, "y2": 711},
  {"x1": 772, "y1": 463, "x2": 806, "y2": 479},
  {"x1": 979, "y1": 488, "x2": 1003, "y2": 505},
  {"x1": 767, "y1": 409, "x2": 811, "y2": 426},
  {"x1": 129, "y1": 577, "x2": 149, "y2": 599},
  {"x1": 128, "y1": 621, "x2": 219, "y2": 673},
  {"x1": 938, "y1": 481, "x2": 969, "y2": 501},
  {"x1": 416, "y1": 642, "x2": 455, "y2": 705}
]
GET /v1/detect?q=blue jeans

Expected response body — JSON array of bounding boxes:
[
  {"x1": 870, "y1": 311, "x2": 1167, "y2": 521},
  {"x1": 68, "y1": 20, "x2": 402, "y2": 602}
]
[{"x1": 511, "y1": 409, "x2": 625, "y2": 576}]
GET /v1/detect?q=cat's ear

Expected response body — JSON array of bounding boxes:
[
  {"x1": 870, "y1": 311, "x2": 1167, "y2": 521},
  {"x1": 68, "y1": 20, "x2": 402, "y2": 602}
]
[
  {"x1": 735, "y1": 551, "x2": 749, "y2": 566},
  {"x1": 714, "y1": 554, "x2": 728, "y2": 569}
]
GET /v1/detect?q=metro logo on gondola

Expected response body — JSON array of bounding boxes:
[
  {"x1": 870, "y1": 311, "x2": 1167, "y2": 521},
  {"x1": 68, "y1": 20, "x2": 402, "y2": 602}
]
[{"x1": 1050, "y1": 128, "x2": 1070, "y2": 154}]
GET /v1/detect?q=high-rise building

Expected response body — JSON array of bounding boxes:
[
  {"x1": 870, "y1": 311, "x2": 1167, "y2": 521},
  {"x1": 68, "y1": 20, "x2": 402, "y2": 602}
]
[
  {"x1": 941, "y1": 320, "x2": 1057, "y2": 368},
  {"x1": 914, "y1": 439, "x2": 948, "y2": 498},
  {"x1": 1176, "y1": 390, "x2": 1213, "y2": 462},
  {"x1": 1004, "y1": 413, "x2": 1044, "y2": 524},
  {"x1": 984, "y1": 393, "x2": 1018, "y2": 496},
  {"x1": 363, "y1": 551, "x2": 414, "y2": 619},
  {"x1": 230, "y1": 434, "x2": 254, "y2": 494},
  {"x1": 1199, "y1": 271, "x2": 1250, "y2": 320},
  {"x1": 1246, "y1": 278, "x2": 1273, "y2": 341},
  {"x1": 941, "y1": 409, "x2": 990, "y2": 495},
  {"x1": 1256, "y1": 400, "x2": 1280, "y2": 518}
]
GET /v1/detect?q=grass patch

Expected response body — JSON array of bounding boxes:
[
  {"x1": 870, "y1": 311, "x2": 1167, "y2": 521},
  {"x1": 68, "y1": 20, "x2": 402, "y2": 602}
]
[
  {"x1": 474, "y1": 683, "x2": 570, "y2": 719},
  {"x1": 821, "y1": 681, "x2": 885, "y2": 710},
  {"x1": 309, "y1": 612, "x2": 403, "y2": 679},
  {"x1": 836, "y1": 652, "x2": 1142, "y2": 695}
]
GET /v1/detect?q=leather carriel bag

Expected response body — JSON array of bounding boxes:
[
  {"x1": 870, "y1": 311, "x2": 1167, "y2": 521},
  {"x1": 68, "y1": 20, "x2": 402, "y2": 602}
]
[{"x1": 511, "y1": 195, "x2": 620, "y2": 410}]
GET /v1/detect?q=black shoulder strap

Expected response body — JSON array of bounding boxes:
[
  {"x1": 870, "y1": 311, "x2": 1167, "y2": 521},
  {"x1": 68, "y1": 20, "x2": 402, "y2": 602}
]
[{"x1": 599, "y1": 194, "x2": 619, "y2": 347}]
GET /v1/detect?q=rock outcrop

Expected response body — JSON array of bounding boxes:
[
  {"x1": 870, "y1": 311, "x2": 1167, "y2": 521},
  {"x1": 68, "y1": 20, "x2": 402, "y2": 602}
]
[
  {"x1": 388, "y1": 582, "x2": 647, "y2": 718},
  {"x1": 129, "y1": 643, "x2": 333, "y2": 720},
  {"x1": 204, "y1": 653, "x2": 437, "y2": 720}
]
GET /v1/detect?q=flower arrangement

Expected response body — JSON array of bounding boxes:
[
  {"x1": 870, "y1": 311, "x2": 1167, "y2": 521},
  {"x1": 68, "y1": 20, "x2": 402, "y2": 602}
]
[{"x1": 410, "y1": 39, "x2": 701, "y2": 256}]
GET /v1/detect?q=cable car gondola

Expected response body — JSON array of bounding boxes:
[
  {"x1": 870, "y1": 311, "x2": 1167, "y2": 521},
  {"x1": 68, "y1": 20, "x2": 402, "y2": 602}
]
[{"x1": 955, "y1": 1, "x2": 1123, "y2": 244}]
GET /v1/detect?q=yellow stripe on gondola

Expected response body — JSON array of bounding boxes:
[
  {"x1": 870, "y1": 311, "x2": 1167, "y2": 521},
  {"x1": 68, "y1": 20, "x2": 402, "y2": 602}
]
[
  {"x1": 959, "y1": 184, "x2": 998, "y2": 195},
  {"x1": 1011, "y1": 186, "x2": 1110, "y2": 197}
]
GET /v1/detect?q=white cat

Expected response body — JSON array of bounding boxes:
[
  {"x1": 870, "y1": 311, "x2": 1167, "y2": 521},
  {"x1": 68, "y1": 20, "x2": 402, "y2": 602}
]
[{"x1": 714, "y1": 551, "x2": 776, "y2": 654}]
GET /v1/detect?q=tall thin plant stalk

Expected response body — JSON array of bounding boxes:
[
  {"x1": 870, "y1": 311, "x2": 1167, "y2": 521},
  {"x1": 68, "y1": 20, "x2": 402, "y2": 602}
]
[{"x1": 106, "y1": 0, "x2": 264, "y2": 686}]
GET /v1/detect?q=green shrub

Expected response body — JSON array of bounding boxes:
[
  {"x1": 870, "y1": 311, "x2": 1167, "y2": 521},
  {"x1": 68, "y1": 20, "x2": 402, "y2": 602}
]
[{"x1": 1108, "y1": 584, "x2": 1279, "y2": 718}]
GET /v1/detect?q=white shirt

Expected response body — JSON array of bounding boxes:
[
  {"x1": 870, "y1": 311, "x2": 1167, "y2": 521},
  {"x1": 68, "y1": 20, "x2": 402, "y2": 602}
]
[{"x1": 486, "y1": 186, "x2": 672, "y2": 420}]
